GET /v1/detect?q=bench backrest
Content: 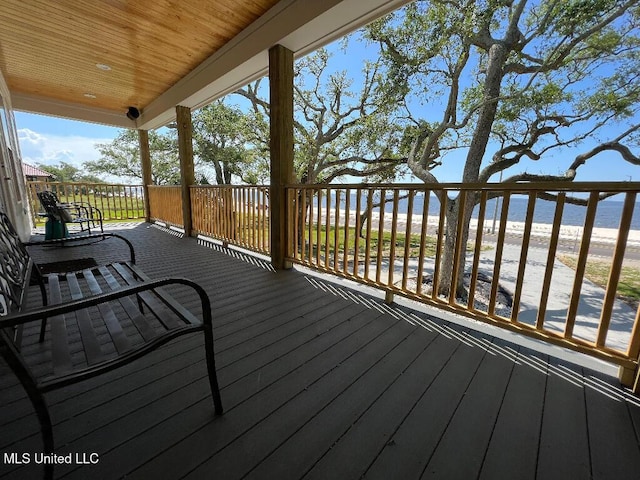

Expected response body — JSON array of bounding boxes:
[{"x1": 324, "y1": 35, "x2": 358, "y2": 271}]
[{"x1": 0, "y1": 211, "x2": 33, "y2": 317}]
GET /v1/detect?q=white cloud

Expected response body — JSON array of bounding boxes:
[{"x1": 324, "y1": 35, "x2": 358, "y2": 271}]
[{"x1": 17, "y1": 128, "x2": 113, "y2": 169}]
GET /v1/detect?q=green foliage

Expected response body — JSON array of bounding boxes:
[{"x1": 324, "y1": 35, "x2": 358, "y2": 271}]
[
  {"x1": 193, "y1": 100, "x2": 265, "y2": 184},
  {"x1": 36, "y1": 161, "x2": 103, "y2": 183},
  {"x1": 365, "y1": 0, "x2": 640, "y2": 181},
  {"x1": 549, "y1": 0, "x2": 618, "y2": 36},
  {"x1": 235, "y1": 45, "x2": 408, "y2": 186},
  {"x1": 86, "y1": 129, "x2": 180, "y2": 185}
]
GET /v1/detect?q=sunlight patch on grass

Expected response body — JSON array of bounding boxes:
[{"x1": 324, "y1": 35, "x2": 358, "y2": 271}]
[{"x1": 558, "y1": 254, "x2": 640, "y2": 306}]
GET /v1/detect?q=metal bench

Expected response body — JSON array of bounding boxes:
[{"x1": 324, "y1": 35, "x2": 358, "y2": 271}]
[{"x1": 0, "y1": 212, "x2": 223, "y2": 480}]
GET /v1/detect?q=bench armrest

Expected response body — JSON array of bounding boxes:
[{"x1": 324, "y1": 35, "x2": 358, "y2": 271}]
[
  {"x1": 0, "y1": 276, "x2": 212, "y2": 329},
  {"x1": 24, "y1": 233, "x2": 136, "y2": 264}
]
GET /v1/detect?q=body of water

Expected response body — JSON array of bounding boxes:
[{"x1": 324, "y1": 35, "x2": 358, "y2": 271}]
[{"x1": 318, "y1": 191, "x2": 640, "y2": 230}]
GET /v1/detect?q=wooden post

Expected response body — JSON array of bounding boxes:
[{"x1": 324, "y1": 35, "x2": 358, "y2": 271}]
[
  {"x1": 176, "y1": 105, "x2": 195, "y2": 236},
  {"x1": 269, "y1": 44, "x2": 294, "y2": 270},
  {"x1": 138, "y1": 130, "x2": 152, "y2": 222}
]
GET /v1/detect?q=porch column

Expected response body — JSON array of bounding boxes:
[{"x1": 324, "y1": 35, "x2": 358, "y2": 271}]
[
  {"x1": 269, "y1": 44, "x2": 294, "y2": 270},
  {"x1": 176, "y1": 105, "x2": 195, "y2": 237},
  {"x1": 138, "y1": 129, "x2": 152, "y2": 222}
]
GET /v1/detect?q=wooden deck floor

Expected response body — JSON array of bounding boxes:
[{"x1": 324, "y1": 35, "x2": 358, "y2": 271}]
[{"x1": 2, "y1": 223, "x2": 640, "y2": 480}]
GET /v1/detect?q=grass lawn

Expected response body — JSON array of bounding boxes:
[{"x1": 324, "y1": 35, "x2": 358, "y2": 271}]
[
  {"x1": 558, "y1": 254, "x2": 640, "y2": 307},
  {"x1": 301, "y1": 225, "x2": 483, "y2": 261}
]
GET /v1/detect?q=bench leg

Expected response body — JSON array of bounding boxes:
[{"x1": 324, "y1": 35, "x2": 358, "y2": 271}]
[
  {"x1": 136, "y1": 294, "x2": 145, "y2": 314},
  {"x1": 203, "y1": 325, "x2": 223, "y2": 415},
  {"x1": 0, "y1": 342, "x2": 55, "y2": 479},
  {"x1": 39, "y1": 318, "x2": 48, "y2": 343},
  {"x1": 35, "y1": 397, "x2": 54, "y2": 480},
  {"x1": 30, "y1": 266, "x2": 49, "y2": 343}
]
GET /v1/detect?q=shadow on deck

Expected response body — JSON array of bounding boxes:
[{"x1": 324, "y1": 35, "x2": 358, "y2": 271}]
[{"x1": 2, "y1": 223, "x2": 640, "y2": 480}]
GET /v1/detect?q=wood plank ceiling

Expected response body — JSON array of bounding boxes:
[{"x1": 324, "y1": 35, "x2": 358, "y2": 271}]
[{"x1": 0, "y1": 0, "x2": 280, "y2": 121}]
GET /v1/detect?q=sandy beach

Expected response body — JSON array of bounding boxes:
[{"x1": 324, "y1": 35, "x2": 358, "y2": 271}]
[{"x1": 328, "y1": 209, "x2": 640, "y2": 247}]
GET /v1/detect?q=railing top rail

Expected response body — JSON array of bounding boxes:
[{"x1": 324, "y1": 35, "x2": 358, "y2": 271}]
[
  {"x1": 189, "y1": 184, "x2": 270, "y2": 189},
  {"x1": 29, "y1": 181, "x2": 144, "y2": 187},
  {"x1": 286, "y1": 181, "x2": 640, "y2": 192}
]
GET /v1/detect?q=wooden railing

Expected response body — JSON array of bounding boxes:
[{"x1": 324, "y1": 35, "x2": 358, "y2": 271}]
[
  {"x1": 286, "y1": 182, "x2": 640, "y2": 378},
  {"x1": 190, "y1": 185, "x2": 270, "y2": 255},
  {"x1": 147, "y1": 185, "x2": 183, "y2": 227},
  {"x1": 27, "y1": 181, "x2": 145, "y2": 222}
]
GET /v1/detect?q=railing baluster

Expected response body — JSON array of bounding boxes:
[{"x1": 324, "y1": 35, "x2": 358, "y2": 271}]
[
  {"x1": 450, "y1": 190, "x2": 467, "y2": 306},
  {"x1": 110, "y1": 185, "x2": 116, "y2": 219},
  {"x1": 300, "y1": 188, "x2": 307, "y2": 263},
  {"x1": 432, "y1": 193, "x2": 447, "y2": 300},
  {"x1": 238, "y1": 187, "x2": 242, "y2": 247},
  {"x1": 627, "y1": 305, "x2": 640, "y2": 365},
  {"x1": 306, "y1": 189, "x2": 313, "y2": 266},
  {"x1": 488, "y1": 191, "x2": 510, "y2": 317},
  {"x1": 416, "y1": 190, "x2": 430, "y2": 296},
  {"x1": 99, "y1": 184, "x2": 106, "y2": 219},
  {"x1": 228, "y1": 187, "x2": 234, "y2": 243},
  {"x1": 334, "y1": 189, "x2": 341, "y2": 270},
  {"x1": 247, "y1": 187, "x2": 251, "y2": 248},
  {"x1": 511, "y1": 191, "x2": 537, "y2": 322},
  {"x1": 325, "y1": 188, "x2": 331, "y2": 269},
  {"x1": 468, "y1": 191, "x2": 487, "y2": 311},
  {"x1": 240, "y1": 187, "x2": 245, "y2": 246},
  {"x1": 387, "y1": 190, "x2": 400, "y2": 288},
  {"x1": 364, "y1": 189, "x2": 374, "y2": 281},
  {"x1": 376, "y1": 189, "x2": 386, "y2": 285},
  {"x1": 537, "y1": 192, "x2": 566, "y2": 330},
  {"x1": 597, "y1": 191, "x2": 637, "y2": 347},
  {"x1": 316, "y1": 189, "x2": 322, "y2": 266},
  {"x1": 354, "y1": 188, "x2": 362, "y2": 278},
  {"x1": 565, "y1": 191, "x2": 599, "y2": 339},
  {"x1": 343, "y1": 188, "x2": 351, "y2": 276},
  {"x1": 124, "y1": 185, "x2": 130, "y2": 219},
  {"x1": 402, "y1": 190, "x2": 415, "y2": 292},
  {"x1": 214, "y1": 188, "x2": 220, "y2": 238},
  {"x1": 291, "y1": 188, "x2": 298, "y2": 258}
]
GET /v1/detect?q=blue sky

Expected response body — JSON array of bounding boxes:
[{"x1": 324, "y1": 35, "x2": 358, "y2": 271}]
[
  {"x1": 16, "y1": 111, "x2": 121, "y2": 171},
  {"x1": 14, "y1": 24, "x2": 640, "y2": 185}
]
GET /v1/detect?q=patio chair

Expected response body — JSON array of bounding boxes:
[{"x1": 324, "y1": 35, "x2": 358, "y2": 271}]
[{"x1": 37, "y1": 190, "x2": 104, "y2": 236}]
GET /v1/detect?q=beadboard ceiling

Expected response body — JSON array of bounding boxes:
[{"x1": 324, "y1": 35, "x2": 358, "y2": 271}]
[{"x1": 0, "y1": 0, "x2": 411, "y2": 129}]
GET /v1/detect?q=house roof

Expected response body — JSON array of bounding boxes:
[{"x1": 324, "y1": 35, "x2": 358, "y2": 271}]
[
  {"x1": 22, "y1": 163, "x2": 53, "y2": 178},
  {"x1": 0, "y1": 0, "x2": 410, "y2": 130}
]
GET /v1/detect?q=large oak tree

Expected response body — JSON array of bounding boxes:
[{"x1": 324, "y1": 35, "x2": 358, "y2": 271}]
[{"x1": 366, "y1": 0, "x2": 640, "y2": 297}]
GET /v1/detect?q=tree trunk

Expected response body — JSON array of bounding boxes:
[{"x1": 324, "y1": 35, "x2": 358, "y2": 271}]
[
  {"x1": 437, "y1": 193, "x2": 476, "y2": 299},
  {"x1": 437, "y1": 42, "x2": 511, "y2": 298}
]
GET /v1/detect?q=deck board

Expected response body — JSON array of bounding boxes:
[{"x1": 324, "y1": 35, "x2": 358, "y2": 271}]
[
  {"x1": 301, "y1": 332, "x2": 458, "y2": 480},
  {"x1": 478, "y1": 345, "x2": 548, "y2": 480},
  {"x1": 421, "y1": 336, "x2": 517, "y2": 480},
  {"x1": 1, "y1": 223, "x2": 639, "y2": 480},
  {"x1": 585, "y1": 370, "x2": 640, "y2": 479},
  {"x1": 537, "y1": 358, "x2": 591, "y2": 480},
  {"x1": 240, "y1": 326, "x2": 436, "y2": 480},
  {"x1": 363, "y1": 332, "x2": 487, "y2": 480}
]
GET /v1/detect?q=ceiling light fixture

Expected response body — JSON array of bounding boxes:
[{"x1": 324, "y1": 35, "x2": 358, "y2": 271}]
[
  {"x1": 83, "y1": 93, "x2": 97, "y2": 98},
  {"x1": 96, "y1": 63, "x2": 111, "y2": 71}
]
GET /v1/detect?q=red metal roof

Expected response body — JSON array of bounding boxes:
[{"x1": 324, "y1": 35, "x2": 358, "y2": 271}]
[{"x1": 22, "y1": 163, "x2": 53, "y2": 178}]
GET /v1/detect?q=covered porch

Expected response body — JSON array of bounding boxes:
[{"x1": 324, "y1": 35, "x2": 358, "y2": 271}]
[
  {"x1": 2, "y1": 1, "x2": 640, "y2": 478},
  {"x1": 2, "y1": 222, "x2": 640, "y2": 480}
]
